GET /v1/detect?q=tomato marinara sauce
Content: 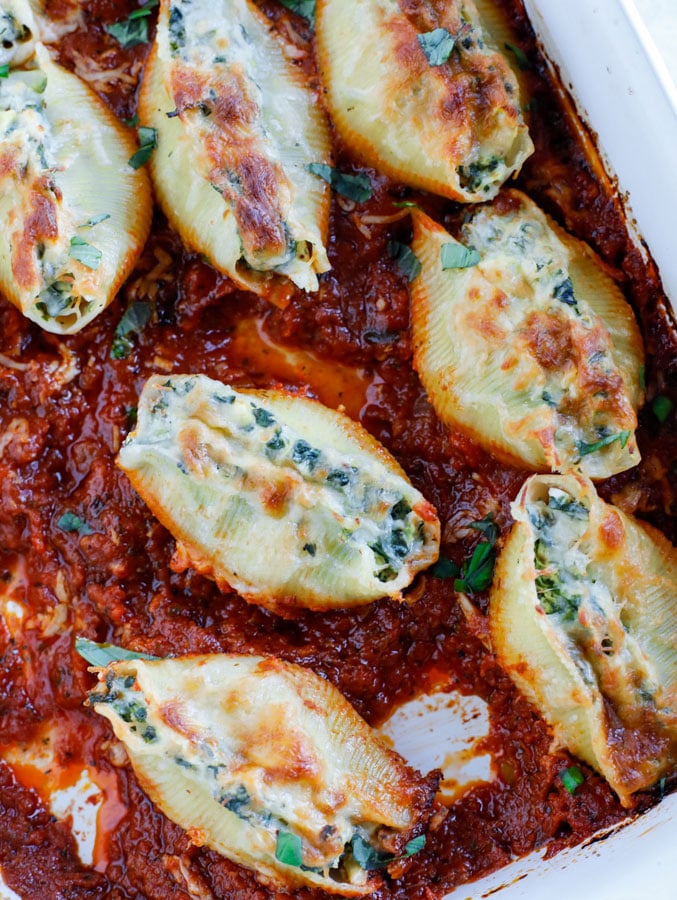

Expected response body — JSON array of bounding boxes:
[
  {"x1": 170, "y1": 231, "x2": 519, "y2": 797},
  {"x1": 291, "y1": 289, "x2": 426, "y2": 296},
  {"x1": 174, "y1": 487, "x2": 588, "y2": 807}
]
[{"x1": 0, "y1": 1, "x2": 675, "y2": 897}]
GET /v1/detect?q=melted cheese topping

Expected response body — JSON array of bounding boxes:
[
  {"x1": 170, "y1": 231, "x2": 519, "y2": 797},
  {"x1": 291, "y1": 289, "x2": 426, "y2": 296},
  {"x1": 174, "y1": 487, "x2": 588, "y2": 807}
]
[
  {"x1": 0, "y1": 0, "x2": 37, "y2": 67},
  {"x1": 315, "y1": 0, "x2": 533, "y2": 202},
  {"x1": 88, "y1": 654, "x2": 435, "y2": 894},
  {"x1": 140, "y1": 0, "x2": 330, "y2": 294},
  {"x1": 0, "y1": 44, "x2": 151, "y2": 334},
  {"x1": 490, "y1": 473, "x2": 677, "y2": 806},
  {"x1": 411, "y1": 192, "x2": 644, "y2": 477},
  {"x1": 117, "y1": 374, "x2": 440, "y2": 614}
]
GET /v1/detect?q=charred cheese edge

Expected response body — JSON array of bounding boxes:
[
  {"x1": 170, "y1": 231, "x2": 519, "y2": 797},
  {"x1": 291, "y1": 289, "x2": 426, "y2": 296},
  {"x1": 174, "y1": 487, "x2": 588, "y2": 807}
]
[
  {"x1": 410, "y1": 192, "x2": 644, "y2": 478},
  {"x1": 117, "y1": 374, "x2": 440, "y2": 614},
  {"x1": 0, "y1": 44, "x2": 152, "y2": 334},
  {"x1": 315, "y1": 0, "x2": 533, "y2": 203},
  {"x1": 489, "y1": 473, "x2": 677, "y2": 807},
  {"x1": 87, "y1": 653, "x2": 436, "y2": 894},
  {"x1": 139, "y1": 0, "x2": 331, "y2": 296},
  {"x1": 0, "y1": 0, "x2": 37, "y2": 68}
]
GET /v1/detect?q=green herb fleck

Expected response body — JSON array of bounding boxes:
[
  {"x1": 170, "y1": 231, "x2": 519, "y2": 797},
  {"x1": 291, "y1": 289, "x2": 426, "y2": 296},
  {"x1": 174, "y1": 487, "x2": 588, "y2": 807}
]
[
  {"x1": 79, "y1": 213, "x2": 111, "y2": 229},
  {"x1": 278, "y1": 0, "x2": 315, "y2": 24},
  {"x1": 392, "y1": 200, "x2": 418, "y2": 209},
  {"x1": 404, "y1": 835, "x2": 426, "y2": 856},
  {"x1": 417, "y1": 28, "x2": 455, "y2": 66},
  {"x1": 0, "y1": 65, "x2": 9, "y2": 79},
  {"x1": 576, "y1": 430, "x2": 630, "y2": 458},
  {"x1": 57, "y1": 511, "x2": 94, "y2": 535},
  {"x1": 124, "y1": 114, "x2": 139, "y2": 128},
  {"x1": 275, "y1": 831, "x2": 303, "y2": 868},
  {"x1": 128, "y1": 126, "x2": 157, "y2": 169},
  {"x1": 307, "y1": 163, "x2": 373, "y2": 202},
  {"x1": 553, "y1": 276, "x2": 576, "y2": 306},
  {"x1": 504, "y1": 41, "x2": 531, "y2": 71},
  {"x1": 105, "y1": 0, "x2": 158, "y2": 48},
  {"x1": 441, "y1": 242, "x2": 480, "y2": 270},
  {"x1": 69, "y1": 236, "x2": 102, "y2": 270},
  {"x1": 111, "y1": 300, "x2": 152, "y2": 359},
  {"x1": 430, "y1": 555, "x2": 460, "y2": 579},
  {"x1": 454, "y1": 517, "x2": 498, "y2": 594},
  {"x1": 75, "y1": 636, "x2": 159, "y2": 666},
  {"x1": 125, "y1": 406, "x2": 138, "y2": 429},
  {"x1": 388, "y1": 241, "x2": 421, "y2": 282},
  {"x1": 560, "y1": 766, "x2": 585, "y2": 794},
  {"x1": 652, "y1": 395, "x2": 673, "y2": 423}
]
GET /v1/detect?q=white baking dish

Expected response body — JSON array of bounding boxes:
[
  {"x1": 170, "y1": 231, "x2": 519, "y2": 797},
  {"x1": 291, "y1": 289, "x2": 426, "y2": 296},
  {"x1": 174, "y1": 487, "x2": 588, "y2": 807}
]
[
  {"x1": 383, "y1": 3, "x2": 677, "y2": 898},
  {"x1": 1, "y1": 2, "x2": 675, "y2": 898}
]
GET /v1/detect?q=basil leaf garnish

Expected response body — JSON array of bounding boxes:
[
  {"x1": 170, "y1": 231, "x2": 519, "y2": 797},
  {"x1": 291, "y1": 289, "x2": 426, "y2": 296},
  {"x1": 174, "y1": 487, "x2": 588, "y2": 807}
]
[
  {"x1": 307, "y1": 163, "x2": 373, "y2": 202},
  {"x1": 69, "y1": 236, "x2": 102, "y2": 270},
  {"x1": 387, "y1": 241, "x2": 421, "y2": 282},
  {"x1": 418, "y1": 28, "x2": 455, "y2": 66},
  {"x1": 441, "y1": 242, "x2": 480, "y2": 269},
  {"x1": 129, "y1": 126, "x2": 158, "y2": 169},
  {"x1": 75, "y1": 637, "x2": 159, "y2": 666}
]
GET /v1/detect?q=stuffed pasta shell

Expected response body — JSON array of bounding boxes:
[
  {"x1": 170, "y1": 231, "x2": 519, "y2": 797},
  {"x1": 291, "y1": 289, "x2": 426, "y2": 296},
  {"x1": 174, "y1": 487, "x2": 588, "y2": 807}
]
[
  {"x1": 410, "y1": 192, "x2": 644, "y2": 477},
  {"x1": 117, "y1": 374, "x2": 440, "y2": 614},
  {"x1": 489, "y1": 474, "x2": 677, "y2": 806},
  {"x1": 0, "y1": 44, "x2": 152, "y2": 334},
  {"x1": 315, "y1": 0, "x2": 533, "y2": 202},
  {"x1": 139, "y1": 0, "x2": 331, "y2": 296},
  {"x1": 83, "y1": 648, "x2": 437, "y2": 895}
]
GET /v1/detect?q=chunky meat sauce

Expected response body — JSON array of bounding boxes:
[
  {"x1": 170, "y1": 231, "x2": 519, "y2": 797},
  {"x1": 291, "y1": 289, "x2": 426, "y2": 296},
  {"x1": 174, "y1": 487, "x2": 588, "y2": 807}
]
[{"x1": 0, "y1": 1, "x2": 675, "y2": 898}]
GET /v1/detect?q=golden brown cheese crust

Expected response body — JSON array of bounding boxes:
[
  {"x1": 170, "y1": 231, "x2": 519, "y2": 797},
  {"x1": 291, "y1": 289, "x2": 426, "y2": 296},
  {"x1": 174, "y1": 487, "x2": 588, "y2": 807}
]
[
  {"x1": 87, "y1": 652, "x2": 439, "y2": 894},
  {"x1": 489, "y1": 473, "x2": 677, "y2": 806},
  {"x1": 410, "y1": 192, "x2": 644, "y2": 477},
  {"x1": 316, "y1": 0, "x2": 533, "y2": 202}
]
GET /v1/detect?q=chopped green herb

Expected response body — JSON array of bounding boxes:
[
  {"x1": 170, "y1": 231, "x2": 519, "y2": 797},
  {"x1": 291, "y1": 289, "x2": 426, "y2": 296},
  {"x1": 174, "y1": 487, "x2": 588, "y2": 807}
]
[
  {"x1": 638, "y1": 364, "x2": 646, "y2": 391},
  {"x1": 350, "y1": 832, "x2": 425, "y2": 870},
  {"x1": 553, "y1": 276, "x2": 576, "y2": 306},
  {"x1": 57, "y1": 511, "x2": 94, "y2": 535},
  {"x1": 652, "y1": 395, "x2": 673, "y2": 423},
  {"x1": 125, "y1": 406, "x2": 138, "y2": 429},
  {"x1": 454, "y1": 517, "x2": 498, "y2": 594},
  {"x1": 504, "y1": 41, "x2": 531, "y2": 71},
  {"x1": 560, "y1": 765, "x2": 585, "y2": 794},
  {"x1": 278, "y1": 0, "x2": 315, "y2": 24},
  {"x1": 0, "y1": 64, "x2": 9, "y2": 79},
  {"x1": 75, "y1": 636, "x2": 159, "y2": 666},
  {"x1": 78, "y1": 213, "x2": 111, "y2": 229},
  {"x1": 307, "y1": 163, "x2": 373, "y2": 202},
  {"x1": 124, "y1": 114, "x2": 139, "y2": 128},
  {"x1": 417, "y1": 28, "x2": 455, "y2": 66},
  {"x1": 69, "y1": 236, "x2": 102, "y2": 270},
  {"x1": 392, "y1": 200, "x2": 418, "y2": 209},
  {"x1": 441, "y1": 242, "x2": 480, "y2": 269},
  {"x1": 404, "y1": 835, "x2": 426, "y2": 856},
  {"x1": 430, "y1": 555, "x2": 460, "y2": 579},
  {"x1": 576, "y1": 430, "x2": 630, "y2": 457},
  {"x1": 105, "y1": 0, "x2": 158, "y2": 48},
  {"x1": 128, "y1": 126, "x2": 157, "y2": 169},
  {"x1": 111, "y1": 300, "x2": 152, "y2": 359},
  {"x1": 275, "y1": 831, "x2": 303, "y2": 867},
  {"x1": 388, "y1": 241, "x2": 421, "y2": 282}
]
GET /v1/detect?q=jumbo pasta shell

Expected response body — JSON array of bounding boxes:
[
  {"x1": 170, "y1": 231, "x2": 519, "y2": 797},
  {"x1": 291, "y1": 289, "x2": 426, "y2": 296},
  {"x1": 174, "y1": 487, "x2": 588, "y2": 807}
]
[
  {"x1": 86, "y1": 652, "x2": 437, "y2": 895},
  {"x1": 489, "y1": 473, "x2": 677, "y2": 806},
  {"x1": 0, "y1": 44, "x2": 151, "y2": 334},
  {"x1": 410, "y1": 191, "x2": 644, "y2": 477},
  {"x1": 117, "y1": 374, "x2": 440, "y2": 614},
  {"x1": 315, "y1": 0, "x2": 533, "y2": 203},
  {"x1": 138, "y1": 0, "x2": 331, "y2": 296}
]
